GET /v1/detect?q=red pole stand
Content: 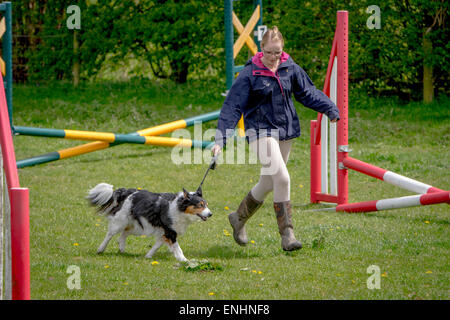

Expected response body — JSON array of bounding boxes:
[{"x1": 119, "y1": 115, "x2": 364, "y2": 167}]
[
  {"x1": 310, "y1": 120, "x2": 321, "y2": 203},
  {"x1": 336, "y1": 11, "x2": 349, "y2": 205},
  {"x1": 0, "y1": 73, "x2": 19, "y2": 188},
  {"x1": 10, "y1": 187, "x2": 31, "y2": 300},
  {"x1": 343, "y1": 157, "x2": 387, "y2": 180}
]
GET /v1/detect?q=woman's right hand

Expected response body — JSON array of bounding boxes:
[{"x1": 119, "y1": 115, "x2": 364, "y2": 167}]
[{"x1": 211, "y1": 144, "x2": 222, "y2": 157}]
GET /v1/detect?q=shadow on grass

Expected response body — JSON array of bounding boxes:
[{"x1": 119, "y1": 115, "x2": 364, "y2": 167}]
[
  {"x1": 93, "y1": 251, "x2": 143, "y2": 258},
  {"x1": 195, "y1": 245, "x2": 263, "y2": 260},
  {"x1": 76, "y1": 149, "x2": 166, "y2": 164},
  {"x1": 93, "y1": 250, "x2": 175, "y2": 261}
]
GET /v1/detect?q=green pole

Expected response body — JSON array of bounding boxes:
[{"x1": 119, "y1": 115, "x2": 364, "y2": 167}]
[
  {"x1": 254, "y1": 0, "x2": 263, "y2": 51},
  {"x1": 224, "y1": 0, "x2": 234, "y2": 91},
  {"x1": 1, "y1": 2, "x2": 13, "y2": 129}
]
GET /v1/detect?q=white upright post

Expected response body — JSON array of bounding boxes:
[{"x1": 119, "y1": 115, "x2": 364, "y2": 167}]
[
  {"x1": 329, "y1": 57, "x2": 338, "y2": 195},
  {"x1": 320, "y1": 115, "x2": 328, "y2": 194}
]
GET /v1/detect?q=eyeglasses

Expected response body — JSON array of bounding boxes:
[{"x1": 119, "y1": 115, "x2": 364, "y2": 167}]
[{"x1": 263, "y1": 50, "x2": 282, "y2": 57}]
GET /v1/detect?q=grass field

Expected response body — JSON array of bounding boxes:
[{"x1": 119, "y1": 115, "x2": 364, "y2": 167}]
[{"x1": 10, "y1": 80, "x2": 450, "y2": 300}]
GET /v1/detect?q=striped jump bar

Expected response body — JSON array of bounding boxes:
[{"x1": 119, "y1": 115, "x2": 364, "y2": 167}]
[
  {"x1": 343, "y1": 157, "x2": 445, "y2": 194},
  {"x1": 13, "y1": 126, "x2": 211, "y2": 147},
  {"x1": 15, "y1": 110, "x2": 220, "y2": 168},
  {"x1": 333, "y1": 191, "x2": 450, "y2": 213}
]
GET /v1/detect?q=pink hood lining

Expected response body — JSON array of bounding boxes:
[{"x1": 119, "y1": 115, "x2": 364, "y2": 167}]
[{"x1": 251, "y1": 51, "x2": 290, "y2": 69}]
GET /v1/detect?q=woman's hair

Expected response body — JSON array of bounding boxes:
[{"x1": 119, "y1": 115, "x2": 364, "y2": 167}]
[{"x1": 261, "y1": 26, "x2": 284, "y2": 48}]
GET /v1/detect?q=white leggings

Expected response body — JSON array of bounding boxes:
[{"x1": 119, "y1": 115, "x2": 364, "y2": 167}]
[{"x1": 249, "y1": 137, "x2": 293, "y2": 203}]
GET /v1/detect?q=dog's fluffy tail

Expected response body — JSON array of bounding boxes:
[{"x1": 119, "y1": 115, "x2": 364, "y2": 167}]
[{"x1": 87, "y1": 183, "x2": 115, "y2": 214}]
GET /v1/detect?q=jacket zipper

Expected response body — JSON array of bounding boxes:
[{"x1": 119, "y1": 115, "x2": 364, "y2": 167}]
[{"x1": 252, "y1": 68, "x2": 285, "y2": 98}]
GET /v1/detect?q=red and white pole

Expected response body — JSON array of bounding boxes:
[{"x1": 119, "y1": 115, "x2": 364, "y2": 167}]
[
  {"x1": 10, "y1": 188, "x2": 30, "y2": 300},
  {"x1": 336, "y1": 11, "x2": 349, "y2": 205},
  {"x1": 0, "y1": 73, "x2": 30, "y2": 300},
  {"x1": 343, "y1": 157, "x2": 446, "y2": 195},
  {"x1": 310, "y1": 120, "x2": 321, "y2": 203},
  {"x1": 335, "y1": 191, "x2": 450, "y2": 213}
]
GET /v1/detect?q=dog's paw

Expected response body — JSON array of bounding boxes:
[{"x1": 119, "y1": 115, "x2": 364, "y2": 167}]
[{"x1": 177, "y1": 257, "x2": 188, "y2": 263}]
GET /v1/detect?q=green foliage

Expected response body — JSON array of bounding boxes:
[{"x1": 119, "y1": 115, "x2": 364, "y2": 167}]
[
  {"x1": 178, "y1": 259, "x2": 224, "y2": 272},
  {"x1": 8, "y1": 0, "x2": 449, "y2": 99},
  {"x1": 263, "y1": 0, "x2": 449, "y2": 99}
]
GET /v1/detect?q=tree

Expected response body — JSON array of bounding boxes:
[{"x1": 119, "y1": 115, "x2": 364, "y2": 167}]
[{"x1": 82, "y1": 0, "x2": 224, "y2": 84}]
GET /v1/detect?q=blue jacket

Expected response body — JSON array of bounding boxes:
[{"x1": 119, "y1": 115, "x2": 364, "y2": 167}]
[{"x1": 215, "y1": 52, "x2": 340, "y2": 147}]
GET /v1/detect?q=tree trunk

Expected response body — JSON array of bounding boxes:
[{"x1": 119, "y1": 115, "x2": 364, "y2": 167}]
[
  {"x1": 170, "y1": 59, "x2": 189, "y2": 84},
  {"x1": 422, "y1": 32, "x2": 433, "y2": 104},
  {"x1": 73, "y1": 30, "x2": 80, "y2": 87}
]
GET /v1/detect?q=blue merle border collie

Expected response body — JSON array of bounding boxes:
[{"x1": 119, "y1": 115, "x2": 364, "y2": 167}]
[{"x1": 87, "y1": 183, "x2": 212, "y2": 262}]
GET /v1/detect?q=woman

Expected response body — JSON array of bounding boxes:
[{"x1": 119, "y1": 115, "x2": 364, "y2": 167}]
[{"x1": 212, "y1": 26, "x2": 339, "y2": 251}]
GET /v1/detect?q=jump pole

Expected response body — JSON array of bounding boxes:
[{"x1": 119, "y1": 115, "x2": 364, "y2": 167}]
[
  {"x1": 0, "y1": 72, "x2": 30, "y2": 300},
  {"x1": 311, "y1": 10, "x2": 348, "y2": 205},
  {"x1": 15, "y1": 110, "x2": 220, "y2": 168},
  {"x1": 13, "y1": 126, "x2": 213, "y2": 146},
  {"x1": 332, "y1": 191, "x2": 450, "y2": 213},
  {"x1": 342, "y1": 157, "x2": 446, "y2": 194},
  {"x1": 309, "y1": 11, "x2": 449, "y2": 213}
]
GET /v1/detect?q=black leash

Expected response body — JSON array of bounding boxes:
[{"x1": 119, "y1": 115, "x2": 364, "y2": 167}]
[{"x1": 196, "y1": 154, "x2": 218, "y2": 194}]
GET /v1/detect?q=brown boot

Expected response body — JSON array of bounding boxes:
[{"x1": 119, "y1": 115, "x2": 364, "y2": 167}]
[
  {"x1": 274, "y1": 201, "x2": 302, "y2": 251},
  {"x1": 228, "y1": 191, "x2": 263, "y2": 246}
]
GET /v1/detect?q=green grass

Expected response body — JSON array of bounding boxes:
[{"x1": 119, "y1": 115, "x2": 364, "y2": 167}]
[{"x1": 10, "y1": 81, "x2": 450, "y2": 300}]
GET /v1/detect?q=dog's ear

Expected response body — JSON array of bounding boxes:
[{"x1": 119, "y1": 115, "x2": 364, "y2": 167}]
[
  {"x1": 183, "y1": 188, "x2": 190, "y2": 199},
  {"x1": 195, "y1": 186, "x2": 203, "y2": 197}
]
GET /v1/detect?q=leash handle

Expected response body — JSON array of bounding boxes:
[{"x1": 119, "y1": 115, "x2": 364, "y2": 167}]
[
  {"x1": 209, "y1": 154, "x2": 218, "y2": 170},
  {"x1": 197, "y1": 155, "x2": 218, "y2": 193}
]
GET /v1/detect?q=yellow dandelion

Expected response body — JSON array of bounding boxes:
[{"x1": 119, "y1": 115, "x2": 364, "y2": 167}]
[
  {"x1": 73, "y1": 243, "x2": 79, "y2": 246},
  {"x1": 259, "y1": 223, "x2": 264, "y2": 227},
  {"x1": 223, "y1": 229, "x2": 231, "y2": 236},
  {"x1": 425, "y1": 270, "x2": 432, "y2": 274},
  {"x1": 104, "y1": 265, "x2": 110, "y2": 269},
  {"x1": 208, "y1": 292, "x2": 215, "y2": 296},
  {"x1": 299, "y1": 184, "x2": 304, "y2": 188},
  {"x1": 258, "y1": 271, "x2": 263, "y2": 275},
  {"x1": 123, "y1": 282, "x2": 129, "y2": 285},
  {"x1": 424, "y1": 220, "x2": 430, "y2": 224},
  {"x1": 381, "y1": 272, "x2": 387, "y2": 277},
  {"x1": 151, "y1": 261, "x2": 159, "y2": 266},
  {"x1": 252, "y1": 270, "x2": 257, "y2": 273},
  {"x1": 224, "y1": 206, "x2": 230, "y2": 210},
  {"x1": 140, "y1": 235, "x2": 146, "y2": 238},
  {"x1": 250, "y1": 240, "x2": 255, "y2": 244},
  {"x1": 95, "y1": 223, "x2": 100, "y2": 227}
]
